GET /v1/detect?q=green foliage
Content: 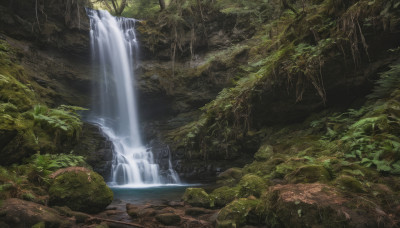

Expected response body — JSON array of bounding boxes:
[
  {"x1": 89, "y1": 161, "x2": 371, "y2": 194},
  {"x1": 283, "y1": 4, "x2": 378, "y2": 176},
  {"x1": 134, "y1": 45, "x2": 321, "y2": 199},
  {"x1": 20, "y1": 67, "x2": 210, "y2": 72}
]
[
  {"x1": 283, "y1": 39, "x2": 336, "y2": 102},
  {"x1": 121, "y1": 0, "x2": 174, "y2": 19},
  {"x1": 309, "y1": 64, "x2": 400, "y2": 174},
  {"x1": 215, "y1": 0, "x2": 273, "y2": 24},
  {"x1": 367, "y1": 64, "x2": 400, "y2": 100},
  {"x1": 26, "y1": 152, "x2": 88, "y2": 185},
  {"x1": 0, "y1": 166, "x2": 29, "y2": 200},
  {"x1": 31, "y1": 104, "x2": 85, "y2": 141}
]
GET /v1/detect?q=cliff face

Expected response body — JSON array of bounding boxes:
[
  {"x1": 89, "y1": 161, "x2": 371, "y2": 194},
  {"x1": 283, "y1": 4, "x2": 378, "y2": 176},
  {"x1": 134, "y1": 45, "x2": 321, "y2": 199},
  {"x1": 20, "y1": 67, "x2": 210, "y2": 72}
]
[
  {"x1": 132, "y1": 0, "x2": 400, "y2": 181},
  {"x1": 0, "y1": 0, "x2": 92, "y2": 107},
  {"x1": 0, "y1": 0, "x2": 115, "y2": 175}
]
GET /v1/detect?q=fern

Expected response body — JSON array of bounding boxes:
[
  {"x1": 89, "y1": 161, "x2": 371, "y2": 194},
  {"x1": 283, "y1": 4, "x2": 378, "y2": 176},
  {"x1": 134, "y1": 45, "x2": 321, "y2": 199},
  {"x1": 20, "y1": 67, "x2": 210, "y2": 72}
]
[
  {"x1": 31, "y1": 104, "x2": 85, "y2": 141},
  {"x1": 367, "y1": 64, "x2": 400, "y2": 100},
  {"x1": 27, "y1": 152, "x2": 88, "y2": 185}
]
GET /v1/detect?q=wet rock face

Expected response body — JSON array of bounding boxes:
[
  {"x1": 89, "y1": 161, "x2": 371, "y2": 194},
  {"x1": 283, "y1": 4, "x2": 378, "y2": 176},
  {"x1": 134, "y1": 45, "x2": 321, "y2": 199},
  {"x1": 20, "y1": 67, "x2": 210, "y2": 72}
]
[
  {"x1": 73, "y1": 123, "x2": 113, "y2": 179},
  {"x1": 0, "y1": 0, "x2": 90, "y2": 57}
]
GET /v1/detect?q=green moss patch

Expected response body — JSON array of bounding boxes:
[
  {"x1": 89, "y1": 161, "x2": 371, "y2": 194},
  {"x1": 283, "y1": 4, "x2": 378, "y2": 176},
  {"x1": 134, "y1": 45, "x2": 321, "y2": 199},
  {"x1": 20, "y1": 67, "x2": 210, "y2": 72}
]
[
  {"x1": 286, "y1": 165, "x2": 332, "y2": 183},
  {"x1": 210, "y1": 186, "x2": 239, "y2": 208},
  {"x1": 237, "y1": 174, "x2": 267, "y2": 198},
  {"x1": 216, "y1": 198, "x2": 260, "y2": 228},
  {"x1": 182, "y1": 188, "x2": 214, "y2": 208},
  {"x1": 49, "y1": 170, "x2": 113, "y2": 213},
  {"x1": 216, "y1": 167, "x2": 243, "y2": 187}
]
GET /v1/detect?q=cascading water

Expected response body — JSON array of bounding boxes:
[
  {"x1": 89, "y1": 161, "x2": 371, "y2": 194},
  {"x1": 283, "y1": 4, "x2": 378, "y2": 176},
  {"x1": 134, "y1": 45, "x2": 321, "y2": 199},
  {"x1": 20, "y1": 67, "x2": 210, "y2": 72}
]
[{"x1": 87, "y1": 9, "x2": 180, "y2": 186}]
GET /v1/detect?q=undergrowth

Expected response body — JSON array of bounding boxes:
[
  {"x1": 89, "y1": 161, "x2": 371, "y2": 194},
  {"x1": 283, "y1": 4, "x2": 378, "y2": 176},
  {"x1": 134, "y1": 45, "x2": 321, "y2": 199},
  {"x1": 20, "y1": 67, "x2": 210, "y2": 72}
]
[
  {"x1": 311, "y1": 63, "x2": 400, "y2": 174},
  {"x1": 167, "y1": 0, "x2": 400, "y2": 161}
]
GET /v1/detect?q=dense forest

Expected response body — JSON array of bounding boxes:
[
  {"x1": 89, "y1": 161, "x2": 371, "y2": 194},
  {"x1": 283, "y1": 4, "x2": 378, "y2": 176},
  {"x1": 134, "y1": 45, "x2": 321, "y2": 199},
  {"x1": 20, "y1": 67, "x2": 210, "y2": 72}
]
[{"x1": 0, "y1": 0, "x2": 399, "y2": 227}]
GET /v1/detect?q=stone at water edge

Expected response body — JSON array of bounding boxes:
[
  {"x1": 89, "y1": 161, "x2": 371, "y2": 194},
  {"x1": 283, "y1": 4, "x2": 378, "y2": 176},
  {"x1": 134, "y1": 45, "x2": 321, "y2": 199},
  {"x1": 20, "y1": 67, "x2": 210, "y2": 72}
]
[
  {"x1": 185, "y1": 207, "x2": 213, "y2": 216},
  {"x1": 126, "y1": 203, "x2": 139, "y2": 218},
  {"x1": 48, "y1": 168, "x2": 113, "y2": 214},
  {"x1": 0, "y1": 198, "x2": 72, "y2": 227},
  {"x1": 155, "y1": 213, "x2": 181, "y2": 225},
  {"x1": 182, "y1": 188, "x2": 214, "y2": 208}
]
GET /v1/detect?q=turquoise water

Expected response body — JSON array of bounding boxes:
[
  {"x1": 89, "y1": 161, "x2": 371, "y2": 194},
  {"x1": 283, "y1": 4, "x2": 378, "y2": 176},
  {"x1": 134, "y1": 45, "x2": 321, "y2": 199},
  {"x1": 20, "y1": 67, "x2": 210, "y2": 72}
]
[{"x1": 110, "y1": 185, "x2": 195, "y2": 204}]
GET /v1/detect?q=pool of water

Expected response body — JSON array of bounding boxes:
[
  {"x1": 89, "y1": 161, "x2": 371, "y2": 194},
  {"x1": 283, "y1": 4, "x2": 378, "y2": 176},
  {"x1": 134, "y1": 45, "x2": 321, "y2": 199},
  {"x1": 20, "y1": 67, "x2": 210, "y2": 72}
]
[{"x1": 110, "y1": 184, "x2": 198, "y2": 204}]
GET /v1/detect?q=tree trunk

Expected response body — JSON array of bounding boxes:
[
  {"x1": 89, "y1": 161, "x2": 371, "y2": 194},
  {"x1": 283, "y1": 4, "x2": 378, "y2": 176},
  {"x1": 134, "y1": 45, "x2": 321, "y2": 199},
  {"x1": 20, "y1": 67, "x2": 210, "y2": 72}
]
[{"x1": 159, "y1": 0, "x2": 166, "y2": 11}]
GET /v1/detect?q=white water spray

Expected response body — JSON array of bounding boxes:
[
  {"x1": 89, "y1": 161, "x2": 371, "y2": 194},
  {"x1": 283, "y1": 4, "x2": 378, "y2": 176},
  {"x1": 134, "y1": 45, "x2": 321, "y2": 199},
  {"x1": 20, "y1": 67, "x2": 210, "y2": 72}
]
[{"x1": 87, "y1": 9, "x2": 180, "y2": 186}]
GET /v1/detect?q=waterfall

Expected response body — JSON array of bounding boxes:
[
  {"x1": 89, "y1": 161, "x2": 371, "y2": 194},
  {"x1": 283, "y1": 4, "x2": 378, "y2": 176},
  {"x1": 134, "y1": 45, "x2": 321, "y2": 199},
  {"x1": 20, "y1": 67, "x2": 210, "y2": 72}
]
[{"x1": 87, "y1": 9, "x2": 180, "y2": 186}]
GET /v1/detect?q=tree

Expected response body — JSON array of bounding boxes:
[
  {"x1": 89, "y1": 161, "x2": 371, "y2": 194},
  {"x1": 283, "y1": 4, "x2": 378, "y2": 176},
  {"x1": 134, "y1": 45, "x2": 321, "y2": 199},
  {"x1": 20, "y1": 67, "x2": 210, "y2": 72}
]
[
  {"x1": 159, "y1": 0, "x2": 166, "y2": 11},
  {"x1": 93, "y1": 0, "x2": 129, "y2": 16}
]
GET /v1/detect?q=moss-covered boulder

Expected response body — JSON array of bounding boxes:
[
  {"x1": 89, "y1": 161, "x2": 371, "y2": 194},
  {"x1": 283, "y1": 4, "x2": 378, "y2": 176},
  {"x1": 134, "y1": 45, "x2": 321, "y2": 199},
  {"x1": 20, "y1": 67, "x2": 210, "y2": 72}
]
[
  {"x1": 335, "y1": 175, "x2": 366, "y2": 193},
  {"x1": 286, "y1": 165, "x2": 331, "y2": 183},
  {"x1": 237, "y1": 174, "x2": 267, "y2": 198},
  {"x1": 216, "y1": 198, "x2": 260, "y2": 228},
  {"x1": 182, "y1": 188, "x2": 214, "y2": 208},
  {"x1": 271, "y1": 159, "x2": 303, "y2": 179},
  {"x1": 48, "y1": 168, "x2": 113, "y2": 213},
  {"x1": 254, "y1": 144, "x2": 274, "y2": 161},
  {"x1": 216, "y1": 168, "x2": 243, "y2": 187},
  {"x1": 0, "y1": 74, "x2": 34, "y2": 112},
  {"x1": 210, "y1": 186, "x2": 239, "y2": 208}
]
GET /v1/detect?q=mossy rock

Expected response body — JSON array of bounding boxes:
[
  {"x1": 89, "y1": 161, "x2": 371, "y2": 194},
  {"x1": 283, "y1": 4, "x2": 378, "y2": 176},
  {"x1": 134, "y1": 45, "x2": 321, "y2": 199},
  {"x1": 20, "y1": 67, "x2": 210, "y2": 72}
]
[
  {"x1": 0, "y1": 198, "x2": 72, "y2": 227},
  {"x1": 49, "y1": 169, "x2": 113, "y2": 213},
  {"x1": 286, "y1": 165, "x2": 332, "y2": 183},
  {"x1": 335, "y1": 175, "x2": 366, "y2": 193},
  {"x1": 216, "y1": 198, "x2": 260, "y2": 228},
  {"x1": 0, "y1": 74, "x2": 34, "y2": 111},
  {"x1": 210, "y1": 186, "x2": 239, "y2": 208},
  {"x1": 237, "y1": 174, "x2": 267, "y2": 198},
  {"x1": 254, "y1": 144, "x2": 273, "y2": 161},
  {"x1": 271, "y1": 159, "x2": 304, "y2": 179},
  {"x1": 126, "y1": 203, "x2": 139, "y2": 218},
  {"x1": 216, "y1": 168, "x2": 243, "y2": 187},
  {"x1": 182, "y1": 188, "x2": 214, "y2": 208}
]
